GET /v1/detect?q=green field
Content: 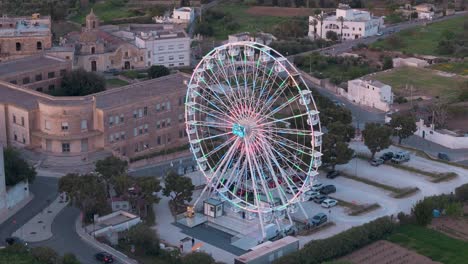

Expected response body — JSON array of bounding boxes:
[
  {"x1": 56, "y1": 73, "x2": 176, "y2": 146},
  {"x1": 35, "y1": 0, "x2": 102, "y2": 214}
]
[
  {"x1": 0, "y1": 250, "x2": 44, "y2": 264},
  {"x1": 372, "y1": 16, "x2": 466, "y2": 56},
  {"x1": 209, "y1": 4, "x2": 297, "y2": 40},
  {"x1": 370, "y1": 66, "x2": 465, "y2": 100},
  {"x1": 70, "y1": 1, "x2": 138, "y2": 24},
  {"x1": 430, "y1": 61, "x2": 468, "y2": 76},
  {"x1": 106, "y1": 78, "x2": 129, "y2": 88},
  {"x1": 388, "y1": 225, "x2": 468, "y2": 264}
]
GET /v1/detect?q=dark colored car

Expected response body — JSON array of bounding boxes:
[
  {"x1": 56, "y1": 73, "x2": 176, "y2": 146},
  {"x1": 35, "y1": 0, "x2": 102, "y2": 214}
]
[
  {"x1": 326, "y1": 170, "x2": 339, "y2": 179},
  {"x1": 313, "y1": 194, "x2": 328, "y2": 204},
  {"x1": 438, "y1": 152, "x2": 450, "y2": 161},
  {"x1": 308, "y1": 213, "x2": 328, "y2": 227},
  {"x1": 5, "y1": 237, "x2": 27, "y2": 247},
  {"x1": 95, "y1": 252, "x2": 114, "y2": 263},
  {"x1": 320, "y1": 185, "x2": 336, "y2": 195},
  {"x1": 380, "y1": 152, "x2": 394, "y2": 161}
]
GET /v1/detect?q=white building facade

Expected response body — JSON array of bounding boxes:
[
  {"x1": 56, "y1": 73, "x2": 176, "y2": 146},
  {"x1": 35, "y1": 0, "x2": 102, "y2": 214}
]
[
  {"x1": 347, "y1": 79, "x2": 393, "y2": 111},
  {"x1": 172, "y1": 7, "x2": 195, "y2": 24},
  {"x1": 135, "y1": 30, "x2": 191, "y2": 68},
  {"x1": 309, "y1": 4, "x2": 383, "y2": 40}
]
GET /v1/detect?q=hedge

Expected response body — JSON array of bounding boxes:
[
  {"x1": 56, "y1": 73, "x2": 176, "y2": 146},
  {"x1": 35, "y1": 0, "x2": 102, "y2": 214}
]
[
  {"x1": 130, "y1": 144, "x2": 190, "y2": 163},
  {"x1": 274, "y1": 216, "x2": 396, "y2": 264}
]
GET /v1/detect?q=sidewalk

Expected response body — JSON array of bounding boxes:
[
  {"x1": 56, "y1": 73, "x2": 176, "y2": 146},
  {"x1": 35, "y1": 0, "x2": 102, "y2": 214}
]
[
  {"x1": 74, "y1": 217, "x2": 138, "y2": 264},
  {"x1": 0, "y1": 194, "x2": 34, "y2": 226},
  {"x1": 12, "y1": 194, "x2": 68, "y2": 242}
]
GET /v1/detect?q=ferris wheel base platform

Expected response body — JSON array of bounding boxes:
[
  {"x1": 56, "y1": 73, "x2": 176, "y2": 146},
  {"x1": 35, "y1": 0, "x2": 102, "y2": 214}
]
[{"x1": 176, "y1": 213, "x2": 208, "y2": 228}]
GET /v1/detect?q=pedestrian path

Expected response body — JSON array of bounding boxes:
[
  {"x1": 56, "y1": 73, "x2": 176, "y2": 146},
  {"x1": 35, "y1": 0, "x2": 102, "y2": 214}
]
[
  {"x1": 13, "y1": 194, "x2": 68, "y2": 242},
  {"x1": 0, "y1": 194, "x2": 34, "y2": 225}
]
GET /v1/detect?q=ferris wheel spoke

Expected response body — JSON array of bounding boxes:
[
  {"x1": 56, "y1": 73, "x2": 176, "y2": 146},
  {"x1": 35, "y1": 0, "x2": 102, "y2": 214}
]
[
  {"x1": 208, "y1": 137, "x2": 242, "y2": 189},
  {"x1": 189, "y1": 100, "x2": 233, "y2": 122},
  {"x1": 261, "y1": 94, "x2": 302, "y2": 120},
  {"x1": 263, "y1": 132, "x2": 314, "y2": 156},
  {"x1": 260, "y1": 111, "x2": 310, "y2": 127},
  {"x1": 199, "y1": 70, "x2": 238, "y2": 112},
  {"x1": 189, "y1": 104, "x2": 235, "y2": 125},
  {"x1": 192, "y1": 120, "x2": 233, "y2": 130},
  {"x1": 203, "y1": 136, "x2": 237, "y2": 159},
  {"x1": 256, "y1": 126, "x2": 312, "y2": 137},
  {"x1": 196, "y1": 130, "x2": 234, "y2": 143}
]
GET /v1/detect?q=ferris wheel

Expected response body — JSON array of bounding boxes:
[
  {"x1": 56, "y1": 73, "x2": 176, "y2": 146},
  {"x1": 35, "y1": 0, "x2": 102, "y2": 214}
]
[{"x1": 186, "y1": 42, "x2": 323, "y2": 239}]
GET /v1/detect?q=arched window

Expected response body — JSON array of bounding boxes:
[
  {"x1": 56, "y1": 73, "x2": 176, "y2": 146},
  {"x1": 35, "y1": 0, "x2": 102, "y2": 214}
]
[
  {"x1": 91, "y1": 61, "x2": 97, "y2": 72},
  {"x1": 37, "y1": 41, "x2": 42, "y2": 50},
  {"x1": 91, "y1": 47, "x2": 95, "y2": 54},
  {"x1": 16, "y1": 42, "x2": 21, "y2": 51},
  {"x1": 92, "y1": 21, "x2": 96, "y2": 29}
]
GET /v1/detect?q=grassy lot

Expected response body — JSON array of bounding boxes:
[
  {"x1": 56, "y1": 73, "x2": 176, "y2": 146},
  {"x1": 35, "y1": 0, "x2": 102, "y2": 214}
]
[
  {"x1": 70, "y1": 1, "x2": 138, "y2": 24},
  {"x1": 209, "y1": 3, "x2": 297, "y2": 40},
  {"x1": 369, "y1": 66, "x2": 465, "y2": 100},
  {"x1": 430, "y1": 61, "x2": 468, "y2": 76},
  {"x1": 388, "y1": 225, "x2": 468, "y2": 264},
  {"x1": 106, "y1": 78, "x2": 129, "y2": 88},
  {"x1": 371, "y1": 16, "x2": 466, "y2": 56}
]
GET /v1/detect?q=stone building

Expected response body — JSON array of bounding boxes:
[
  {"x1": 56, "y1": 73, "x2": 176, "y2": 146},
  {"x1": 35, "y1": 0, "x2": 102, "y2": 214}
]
[
  {"x1": 62, "y1": 10, "x2": 146, "y2": 72},
  {"x1": 0, "y1": 14, "x2": 52, "y2": 62},
  {"x1": 0, "y1": 72, "x2": 189, "y2": 159},
  {"x1": 0, "y1": 54, "x2": 72, "y2": 93}
]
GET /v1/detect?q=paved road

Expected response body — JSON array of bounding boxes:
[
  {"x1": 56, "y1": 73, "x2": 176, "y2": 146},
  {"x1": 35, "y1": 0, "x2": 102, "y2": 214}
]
[
  {"x1": 31, "y1": 207, "x2": 119, "y2": 264},
  {"x1": 0, "y1": 176, "x2": 58, "y2": 246},
  {"x1": 129, "y1": 155, "x2": 197, "y2": 177}
]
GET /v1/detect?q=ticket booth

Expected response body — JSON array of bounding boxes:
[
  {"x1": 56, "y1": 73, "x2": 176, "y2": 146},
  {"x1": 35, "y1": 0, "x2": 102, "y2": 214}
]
[{"x1": 203, "y1": 198, "x2": 224, "y2": 218}]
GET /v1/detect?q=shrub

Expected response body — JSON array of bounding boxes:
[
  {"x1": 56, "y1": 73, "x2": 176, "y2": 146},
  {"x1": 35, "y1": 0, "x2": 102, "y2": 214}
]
[
  {"x1": 394, "y1": 96, "x2": 408, "y2": 104},
  {"x1": 274, "y1": 217, "x2": 396, "y2": 264},
  {"x1": 412, "y1": 199, "x2": 433, "y2": 226},
  {"x1": 455, "y1": 183, "x2": 468, "y2": 202},
  {"x1": 30, "y1": 247, "x2": 59, "y2": 264}
]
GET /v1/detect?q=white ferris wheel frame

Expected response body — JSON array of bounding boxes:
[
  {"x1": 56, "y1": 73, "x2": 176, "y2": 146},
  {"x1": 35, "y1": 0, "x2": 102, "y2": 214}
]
[{"x1": 185, "y1": 41, "x2": 323, "y2": 238}]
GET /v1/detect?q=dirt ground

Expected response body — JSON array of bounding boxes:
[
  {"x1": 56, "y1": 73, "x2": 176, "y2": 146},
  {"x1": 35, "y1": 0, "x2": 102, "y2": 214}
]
[
  {"x1": 430, "y1": 216, "x2": 468, "y2": 241},
  {"x1": 245, "y1": 6, "x2": 327, "y2": 17},
  {"x1": 340, "y1": 240, "x2": 439, "y2": 264},
  {"x1": 349, "y1": 48, "x2": 405, "y2": 68}
]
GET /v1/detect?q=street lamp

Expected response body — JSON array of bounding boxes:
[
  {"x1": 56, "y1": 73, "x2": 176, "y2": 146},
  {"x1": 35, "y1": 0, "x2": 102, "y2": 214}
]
[{"x1": 395, "y1": 126, "x2": 402, "y2": 144}]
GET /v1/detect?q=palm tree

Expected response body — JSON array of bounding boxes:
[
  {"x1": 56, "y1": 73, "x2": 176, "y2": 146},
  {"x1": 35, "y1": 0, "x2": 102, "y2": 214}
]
[
  {"x1": 309, "y1": 19, "x2": 318, "y2": 40},
  {"x1": 318, "y1": 14, "x2": 325, "y2": 39},
  {"x1": 338, "y1": 16, "x2": 344, "y2": 41}
]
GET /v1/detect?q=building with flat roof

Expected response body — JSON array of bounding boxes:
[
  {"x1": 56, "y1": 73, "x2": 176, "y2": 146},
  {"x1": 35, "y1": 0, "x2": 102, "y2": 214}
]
[
  {"x1": 309, "y1": 4, "x2": 383, "y2": 40},
  {"x1": 0, "y1": 72, "x2": 189, "y2": 159},
  {"x1": 0, "y1": 54, "x2": 72, "y2": 93},
  {"x1": 172, "y1": 7, "x2": 195, "y2": 24},
  {"x1": 347, "y1": 78, "x2": 393, "y2": 111},
  {"x1": 228, "y1": 32, "x2": 277, "y2": 46},
  {"x1": 0, "y1": 14, "x2": 52, "y2": 62}
]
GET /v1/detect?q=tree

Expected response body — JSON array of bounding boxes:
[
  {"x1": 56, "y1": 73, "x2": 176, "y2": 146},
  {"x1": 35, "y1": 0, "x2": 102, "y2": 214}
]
[
  {"x1": 95, "y1": 156, "x2": 128, "y2": 197},
  {"x1": 389, "y1": 114, "x2": 417, "y2": 144},
  {"x1": 326, "y1": 31, "x2": 338, "y2": 41},
  {"x1": 62, "y1": 253, "x2": 81, "y2": 264},
  {"x1": 455, "y1": 183, "x2": 468, "y2": 202},
  {"x1": 382, "y1": 56, "x2": 393, "y2": 70},
  {"x1": 56, "y1": 68, "x2": 105, "y2": 96},
  {"x1": 59, "y1": 173, "x2": 110, "y2": 223},
  {"x1": 412, "y1": 199, "x2": 433, "y2": 226},
  {"x1": 327, "y1": 121, "x2": 355, "y2": 142},
  {"x1": 362, "y1": 123, "x2": 392, "y2": 158},
  {"x1": 337, "y1": 16, "x2": 344, "y2": 40},
  {"x1": 4, "y1": 147, "x2": 36, "y2": 186},
  {"x1": 182, "y1": 252, "x2": 217, "y2": 264},
  {"x1": 135, "y1": 176, "x2": 162, "y2": 206},
  {"x1": 163, "y1": 171, "x2": 194, "y2": 207},
  {"x1": 30, "y1": 247, "x2": 59, "y2": 264},
  {"x1": 429, "y1": 101, "x2": 449, "y2": 128},
  {"x1": 127, "y1": 223, "x2": 160, "y2": 255},
  {"x1": 322, "y1": 134, "x2": 354, "y2": 170},
  {"x1": 195, "y1": 22, "x2": 213, "y2": 36},
  {"x1": 147, "y1": 65, "x2": 170, "y2": 79},
  {"x1": 310, "y1": 19, "x2": 318, "y2": 40}
]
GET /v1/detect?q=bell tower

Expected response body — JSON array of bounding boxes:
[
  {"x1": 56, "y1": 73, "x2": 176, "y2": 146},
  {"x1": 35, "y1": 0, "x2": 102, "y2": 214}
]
[{"x1": 85, "y1": 9, "x2": 99, "y2": 31}]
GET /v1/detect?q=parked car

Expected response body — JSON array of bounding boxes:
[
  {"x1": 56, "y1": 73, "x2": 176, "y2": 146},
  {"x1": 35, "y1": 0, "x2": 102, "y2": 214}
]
[
  {"x1": 5, "y1": 237, "x2": 27, "y2": 247},
  {"x1": 95, "y1": 252, "x2": 114, "y2": 263},
  {"x1": 313, "y1": 194, "x2": 328, "y2": 204},
  {"x1": 376, "y1": 31, "x2": 383, "y2": 36},
  {"x1": 308, "y1": 213, "x2": 328, "y2": 226},
  {"x1": 370, "y1": 158, "x2": 384, "y2": 167},
  {"x1": 320, "y1": 185, "x2": 336, "y2": 195},
  {"x1": 379, "y1": 152, "x2": 394, "y2": 161},
  {"x1": 326, "y1": 170, "x2": 340, "y2": 179},
  {"x1": 286, "y1": 186, "x2": 299, "y2": 194},
  {"x1": 438, "y1": 152, "x2": 450, "y2": 161},
  {"x1": 310, "y1": 183, "x2": 324, "y2": 191},
  {"x1": 304, "y1": 190, "x2": 321, "y2": 201},
  {"x1": 321, "y1": 199, "x2": 338, "y2": 208},
  {"x1": 391, "y1": 151, "x2": 410, "y2": 164}
]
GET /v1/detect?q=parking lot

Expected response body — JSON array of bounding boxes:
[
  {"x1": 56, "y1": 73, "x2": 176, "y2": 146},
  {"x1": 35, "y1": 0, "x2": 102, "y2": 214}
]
[{"x1": 295, "y1": 141, "x2": 468, "y2": 246}]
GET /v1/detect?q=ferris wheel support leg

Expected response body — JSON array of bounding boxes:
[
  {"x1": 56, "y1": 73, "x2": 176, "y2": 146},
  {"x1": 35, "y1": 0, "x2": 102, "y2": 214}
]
[
  {"x1": 297, "y1": 201, "x2": 309, "y2": 220},
  {"x1": 192, "y1": 181, "x2": 211, "y2": 210},
  {"x1": 257, "y1": 211, "x2": 267, "y2": 241}
]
